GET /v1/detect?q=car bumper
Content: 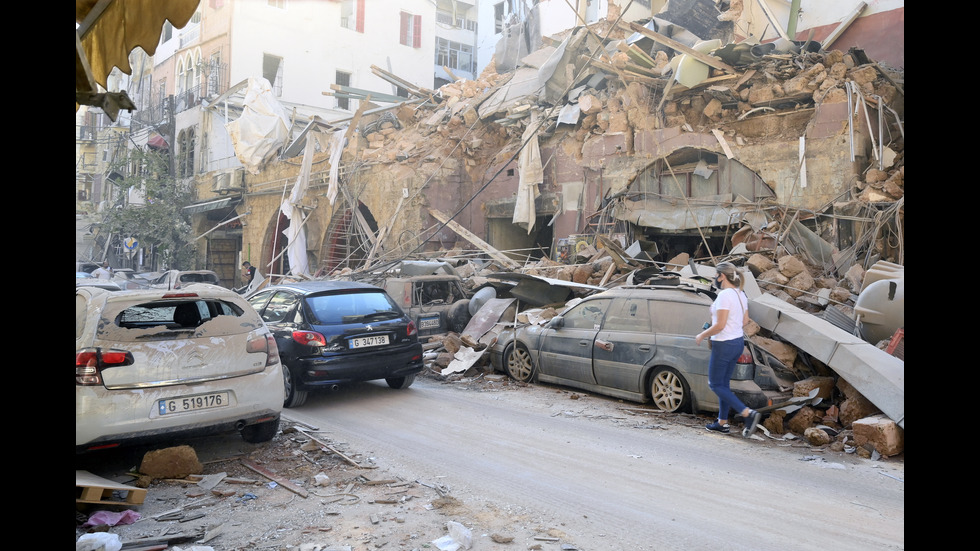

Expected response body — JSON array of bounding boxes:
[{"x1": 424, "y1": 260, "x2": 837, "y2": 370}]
[
  {"x1": 730, "y1": 379, "x2": 770, "y2": 409},
  {"x1": 76, "y1": 364, "x2": 284, "y2": 453},
  {"x1": 292, "y1": 343, "x2": 424, "y2": 388}
]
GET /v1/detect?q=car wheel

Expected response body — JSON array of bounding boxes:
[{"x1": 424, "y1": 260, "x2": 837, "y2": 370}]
[
  {"x1": 505, "y1": 343, "x2": 535, "y2": 383},
  {"x1": 386, "y1": 373, "x2": 416, "y2": 389},
  {"x1": 283, "y1": 364, "x2": 308, "y2": 408},
  {"x1": 649, "y1": 367, "x2": 690, "y2": 413},
  {"x1": 240, "y1": 416, "x2": 280, "y2": 443}
]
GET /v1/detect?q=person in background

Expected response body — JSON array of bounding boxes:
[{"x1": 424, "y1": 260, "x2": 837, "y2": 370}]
[
  {"x1": 695, "y1": 262, "x2": 763, "y2": 437},
  {"x1": 92, "y1": 261, "x2": 113, "y2": 280},
  {"x1": 235, "y1": 261, "x2": 257, "y2": 294}
]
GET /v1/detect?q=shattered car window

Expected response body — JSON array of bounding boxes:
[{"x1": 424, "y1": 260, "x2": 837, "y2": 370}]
[
  {"x1": 602, "y1": 298, "x2": 652, "y2": 332},
  {"x1": 109, "y1": 299, "x2": 245, "y2": 334},
  {"x1": 562, "y1": 299, "x2": 612, "y2": 329}
]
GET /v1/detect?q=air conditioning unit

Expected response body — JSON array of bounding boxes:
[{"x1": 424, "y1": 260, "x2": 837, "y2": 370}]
[{"x1": 212, "y1": 168, "x2": 244, "y2": 193}]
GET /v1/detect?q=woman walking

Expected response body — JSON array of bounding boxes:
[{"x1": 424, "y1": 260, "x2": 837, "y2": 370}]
[{"x1": 695, "y1": 262, "x2": 762, "y2": 437}]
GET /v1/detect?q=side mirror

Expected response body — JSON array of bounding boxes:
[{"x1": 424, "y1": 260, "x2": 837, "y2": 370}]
[{"x1": 547, "y1": 316, "x2": 564, "y2": 329}]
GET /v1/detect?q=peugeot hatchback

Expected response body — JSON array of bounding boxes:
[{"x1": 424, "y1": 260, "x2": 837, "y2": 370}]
[{"x1": 247, "y1": 281, "x2": 425, "y2": 408}]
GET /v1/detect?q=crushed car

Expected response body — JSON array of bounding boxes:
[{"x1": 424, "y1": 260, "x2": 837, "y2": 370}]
[{"x1": 488, "y1": 278, "x2": 795, "y2": 414}]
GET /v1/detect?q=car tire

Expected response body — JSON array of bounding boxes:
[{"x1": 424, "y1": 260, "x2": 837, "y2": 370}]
[
  {"x1": 386, "y1": 374, "x2": 416, "y2": 389},
  {"x1": 447, "y1": 299, "x2": 472, "y2": 334},
  {"x1": 283, "y1": 364, "x2": 308, "y2": 408},
  {"x1": 649, "y1": 367, "x2": 691, "y2": 413},
  {"x1": 504, "y1": 343, "x2": 535, "y2": 383},
  {"x1": 240, "y1": 416, "x2": 280, "y2": 443}
]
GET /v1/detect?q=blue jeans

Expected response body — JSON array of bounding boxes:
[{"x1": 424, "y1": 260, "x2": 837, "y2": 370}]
[{"x1": 708, "y1": 337, "x2": 748, "y2": 421}]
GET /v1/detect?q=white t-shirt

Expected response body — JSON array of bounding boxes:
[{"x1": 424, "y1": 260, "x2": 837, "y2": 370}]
[
  {"x1": 710, "y1": 288, "x2": 748, "y2": 341},
  {"x1": 92, "y1": 267, "x2": 112, "y2": 280}
]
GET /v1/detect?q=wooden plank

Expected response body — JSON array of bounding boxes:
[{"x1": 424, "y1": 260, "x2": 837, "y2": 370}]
[
  {"x1": 76, "y1": 470, "x2": 147, "y2": 506},
  {"x1": 241, "y1": 459, "x2": 309, "y2": 498},
  {"x1": 428, "y1": 208, "x2": 521, "y2": 269},
  {"x1": 621, "y1": 21, "x2": 736, "y2": 74}
]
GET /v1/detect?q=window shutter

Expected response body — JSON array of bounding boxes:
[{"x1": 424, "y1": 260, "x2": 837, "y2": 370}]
[
  {"x1": 413, "y1": 15, "x2": 421, "y2": 48},
  {"x1": 356, "y1": 0, "x2": 364, "y2": 33},
  {"x1": 400, "y1": 12, "x2": 408, "y2": 45}
]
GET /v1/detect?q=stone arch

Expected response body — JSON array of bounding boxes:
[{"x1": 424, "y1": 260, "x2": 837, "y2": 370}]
[
  {"x1": 260, "y1": 210, "x2": 290, "y2": 278},
  {"x1": 620, "y1": 147, "x2": 776, "y2": 261},
  {"x1": 316, "y1": 200, "x2": 379, "y2": 276}
]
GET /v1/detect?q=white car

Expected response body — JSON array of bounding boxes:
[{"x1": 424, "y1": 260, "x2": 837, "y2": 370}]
[
  {"x1": 75, "y1": 284, "x2": 283, "y2": 453},
  {"x1": 148, "y1": 269, "x2": 222, "y2": 290}
]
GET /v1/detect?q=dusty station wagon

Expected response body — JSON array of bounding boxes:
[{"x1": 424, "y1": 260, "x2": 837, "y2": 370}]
[
  {"x1": 76, "y1": 285, "x2": 283, "y2": 453},
  {"x1": 490, "y1": 283, "x2": 790, "y2": 414}
]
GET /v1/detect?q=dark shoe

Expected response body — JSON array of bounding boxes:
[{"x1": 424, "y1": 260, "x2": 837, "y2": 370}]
[
  {"x1": 742, "y1": 410, "x2": 762, "y2": 437},
  {"x1": 705, "y1": 421, "x2": 730, "y2": 433}
]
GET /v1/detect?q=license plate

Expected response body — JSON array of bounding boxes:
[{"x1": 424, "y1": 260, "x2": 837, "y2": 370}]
[
  {"x1": 159, "y1": 392, "x2": 229, "y2": 415},
  {"x1": 350, "y1": 334, "x2": 389, "y2": 348},
  {"x1": 418, "y1": 316, "x2": 441, "y2": 330}
]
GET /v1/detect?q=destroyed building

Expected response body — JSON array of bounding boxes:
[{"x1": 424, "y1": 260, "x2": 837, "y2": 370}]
[{"x1": 77, "y1": 1, "x2": 904, "y2": 453}]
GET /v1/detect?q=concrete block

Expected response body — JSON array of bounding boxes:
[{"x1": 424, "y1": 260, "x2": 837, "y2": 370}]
[{"x1": 852, "y1": 414, "x2": 904, "y2": 456}]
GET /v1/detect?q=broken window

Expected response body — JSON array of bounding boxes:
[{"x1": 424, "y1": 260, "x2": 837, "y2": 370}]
[
  {"x1": 400, "y1": 11, "x2": 421, "y2": 48},
  {"x1": 341, "y1": 0, "x2": 364, "y2": 32},
  {"x1": 436, "y1": 38, "x2": 473, "y2": 73},
  {"x1": 494, "y1": 2, "x2": 505, "y2": 34},
  {"x1": 335, "y1": 70, "x2": 352, "y2": 110},
  {"x1": 262, "y1": 54, "x2": 283, "y2": 96}
]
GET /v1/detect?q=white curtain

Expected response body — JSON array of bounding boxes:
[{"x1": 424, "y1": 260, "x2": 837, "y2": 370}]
[
  {"x1": 279, "y1": 135, "x2": 315, "y2": 276},
  {"x1": 513, "y1": 112, "x2": 543, "y2": 234}
]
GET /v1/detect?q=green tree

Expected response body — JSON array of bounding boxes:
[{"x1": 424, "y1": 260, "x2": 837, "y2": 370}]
[{"x1": 102, "y1": 147, "x2": 196, "y2": 269}]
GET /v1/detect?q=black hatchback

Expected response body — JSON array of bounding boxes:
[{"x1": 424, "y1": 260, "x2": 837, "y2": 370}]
[{"x1": 247, "y1": 281, "x2": 425, "y2": 407}]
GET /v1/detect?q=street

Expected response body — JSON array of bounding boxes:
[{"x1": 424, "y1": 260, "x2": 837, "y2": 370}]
[{"x1": 279, "y1": 375, "x2": 905, "y2": 550}]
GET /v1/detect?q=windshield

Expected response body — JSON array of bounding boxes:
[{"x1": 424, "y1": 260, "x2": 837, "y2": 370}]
[{"x1": 305, "y1": 291, "x2": 401, "y2": 325}]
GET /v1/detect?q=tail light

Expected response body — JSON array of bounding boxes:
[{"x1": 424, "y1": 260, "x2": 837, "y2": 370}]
[
  {"x1": 737, "y1": 350, "x2": 754, "y2": 364},
  {"x1": 76, "y1": 348, "x2": 134, "y2": 386},
  {"x1": 247, "y1": 334, "x2": 281, "y2": 366},
  {"x1": 292, "y1": 331, "x2": 327, "y2": 347},
  {"x1": 406, "y1": 320, "x2": 418, "y2": 337}
]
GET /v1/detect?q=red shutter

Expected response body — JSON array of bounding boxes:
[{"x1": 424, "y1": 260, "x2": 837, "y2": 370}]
[
  {"x1": 413, "y1": 15, "x2": 421, "y2": 48},
  {"x1": 356, "y1": 0, "x2": 365, "y2": 33},
  {"x1": 400, "y1": 12, "x2": 409, "y2": 45}
]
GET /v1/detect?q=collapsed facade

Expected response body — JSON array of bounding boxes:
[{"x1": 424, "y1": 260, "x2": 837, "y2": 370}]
[{"x1": 205, "y1": 17, "x2": 903, "y2": 288}]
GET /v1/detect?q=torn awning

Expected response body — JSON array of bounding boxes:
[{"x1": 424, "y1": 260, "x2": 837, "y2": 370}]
[
  {"x1": 611, "y1": 195, "x2": 751, "y2": 231},
  {"x1": 76, "y1": 0, "x2": 200, "y2": 109},
  {"x1": 147, "y1": 132, "x2": 169, "y2": 150},
  {"x1": 183, "y1": 196, "x2": 240, "y2": 215}
]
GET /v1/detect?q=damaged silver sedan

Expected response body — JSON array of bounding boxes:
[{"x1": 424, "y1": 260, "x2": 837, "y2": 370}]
[{"x1": 489, "y1": 283, "x2": 787, "y2": 414}]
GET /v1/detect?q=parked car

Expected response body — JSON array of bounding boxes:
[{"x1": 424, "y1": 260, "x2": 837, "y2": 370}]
[
  {"x1": 76, "y1": 261, "x2": 100, "y2": 274},
  {"x1": 76, "y1": 278, "x2": 125, "y2": 292},
  {"x1": 148, "y1": 269, "x2": 222, "y2": 290},
  {"x1": 247, "y1": 281, "x2": 425, "y2": 408},
  {"x1": 76, "y1": 285, "x2": 283, "y2": 453},
  {"x1": 382, "y1": 274, "x2": 474, "y2": 338},
  {"x1": 489, "y1": 283, "x2": 794, "y2": 414},
  {"x1": 111, "y1": 268, "x2": 152, "y2": 289}
]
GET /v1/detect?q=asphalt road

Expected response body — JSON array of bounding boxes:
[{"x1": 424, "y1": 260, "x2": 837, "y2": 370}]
[{"x1": 280, "y1": 375, "x2": 905, "y2": 551}]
